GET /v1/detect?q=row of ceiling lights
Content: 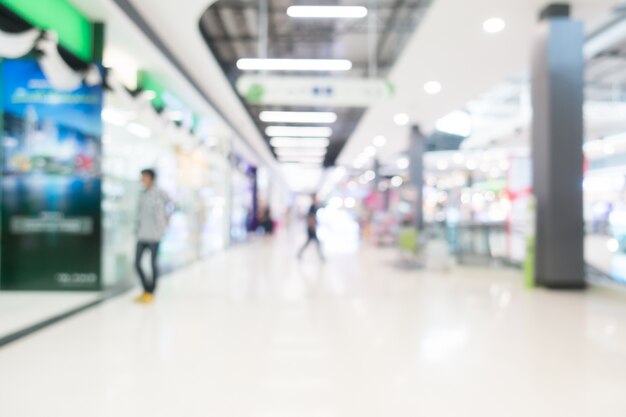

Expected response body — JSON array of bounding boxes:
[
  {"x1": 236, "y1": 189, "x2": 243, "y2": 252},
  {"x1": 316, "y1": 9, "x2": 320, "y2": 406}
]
[
  {"x1": 246, "y1": 6, "x2": 506, "y2": 167},
  {"x1": 248, "y1": 6, "x2": 370, "y2": 166},
  {"x1": 262, "y1": 111, "x2": 337, "y2": 165}
]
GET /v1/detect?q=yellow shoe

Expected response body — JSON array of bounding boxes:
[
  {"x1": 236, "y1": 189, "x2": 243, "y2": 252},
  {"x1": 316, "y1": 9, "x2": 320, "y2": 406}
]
[
  {"x1": 134, "y1": 293, "x2": 154, "y2": 303},
  {"x1": 134, "y1": 293, "x2": 147, "y2": 303}
]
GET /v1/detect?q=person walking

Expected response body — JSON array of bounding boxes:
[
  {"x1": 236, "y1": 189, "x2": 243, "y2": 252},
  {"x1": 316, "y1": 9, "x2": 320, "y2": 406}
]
[
  {"x1": 298, "y1": 195, "x2": 324, "y2": 261},
  {"x1": 134, "y1": 169, "x2": 172, "y2": 303}
]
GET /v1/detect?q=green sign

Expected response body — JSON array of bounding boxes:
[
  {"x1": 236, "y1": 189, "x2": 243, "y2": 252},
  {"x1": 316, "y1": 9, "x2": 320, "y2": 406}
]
[
  {"x1": 245, "y1": 84, "x2": 265, "y2": 105},
  {"x1": 139, "y1": 71, "x2": 197, "y2": 129},
  {"x1": 138, "y1": 71, "x2": 167, "y2": 110},
  {"x1": 0, "y1": 0, "x2": 93, "y2": 61}
]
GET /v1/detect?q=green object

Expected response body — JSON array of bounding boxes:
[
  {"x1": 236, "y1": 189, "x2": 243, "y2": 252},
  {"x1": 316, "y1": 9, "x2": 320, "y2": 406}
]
[
  {"x1": 0, "y1": 0, "x2": 94, "y2": 61},
  {"x1": 399, "y1": 227, "x2": 418, "y2": 253},
  {"x1": 245, "y1": 83, "x2": 265, "y2": 104},
  {"x1": 92, "y1": 22, "x2": 105, "y2": 62},
  {"x1": 524, "y1": 236, "x2": 535, "y2": 288},
  {"x1": 139, "y1": 71, "x2": 193, "y2": 117},
  {"x1": 138, "y1": 71, "x2": 166, "y2": 110}
]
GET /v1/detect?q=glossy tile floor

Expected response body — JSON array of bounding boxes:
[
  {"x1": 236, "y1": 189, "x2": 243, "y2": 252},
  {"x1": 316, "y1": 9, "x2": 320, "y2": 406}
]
[
  {"x1": 0, "y1": 291, "x2": 100, "y2": 339},
  {"x1": 2, "y1": 235, "x2": 626, "y2": 416}
]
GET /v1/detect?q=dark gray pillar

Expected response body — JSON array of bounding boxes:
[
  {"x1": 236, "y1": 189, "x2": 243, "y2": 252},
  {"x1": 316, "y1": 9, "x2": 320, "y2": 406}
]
[
  {"x1": 531, "y1": 5, "x2": 585, "y2": 289},
  {"x1": 409, "y1": 126, "x2": 425, "y2": 230},
  {"x1": 373, "y1": 158, "x2": 381, "y2": 189}
]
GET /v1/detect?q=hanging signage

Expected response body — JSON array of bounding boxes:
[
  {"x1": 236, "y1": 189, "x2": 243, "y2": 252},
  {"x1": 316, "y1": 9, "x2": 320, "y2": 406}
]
[
  {"x1": 237, "y1": 75, "x2": 395, "y2": 107},
  {"x1": 0, "y1": 59, "x2": 103, "y2": 291}
]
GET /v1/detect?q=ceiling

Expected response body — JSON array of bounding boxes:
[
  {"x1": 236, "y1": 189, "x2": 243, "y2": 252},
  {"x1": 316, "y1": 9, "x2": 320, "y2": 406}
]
[
  {"x1": 338, "y1": 0, "x2": 620, "y2": 167},
  {"x1": 198, "y1": 0, "x2": 432, "y2": 167},
  {"x1": 71, "y1": 0, "x2": 624, "y2": 191}
]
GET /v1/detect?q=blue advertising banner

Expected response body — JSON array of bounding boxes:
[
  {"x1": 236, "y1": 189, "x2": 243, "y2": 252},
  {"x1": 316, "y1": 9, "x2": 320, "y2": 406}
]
[{"x1": 0, "y1": 59, "x2": 103, "y2": 291}]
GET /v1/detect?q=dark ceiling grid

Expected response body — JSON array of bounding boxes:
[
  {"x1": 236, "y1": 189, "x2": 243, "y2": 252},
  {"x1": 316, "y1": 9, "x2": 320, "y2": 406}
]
[{"x1": 199, "y1": 0, "x2": 433, "y2": 167}]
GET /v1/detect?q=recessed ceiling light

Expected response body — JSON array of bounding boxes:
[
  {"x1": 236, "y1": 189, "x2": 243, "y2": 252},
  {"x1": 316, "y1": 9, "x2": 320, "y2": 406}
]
[
  {"x1": 260, "y1": 111, "x2": 337, "y2": 124},
  {"x1": 394, "y1": 113, "x2": 410, "y2": 126},
  {"x1": 397, "y1": 157, "x2": 409, "y2": 169},
  {"x1": 424, "y1": 81, "x2": 442, "y2": 95},
  {"x1": 364, "y1": 146, "x2": 377, "y2": 157},
  {"x1": 287, "y1": 6, "x2": 368, "y2": 19},
  {"x1": 265, "y1": 126, "x2": 333, "y2": 137},
  {"x1": 364, "y1": 170, "x2": 376, "y2": 181},
  {"x1": 483, "y1": 18, "x2": 506, "y2": 34},
  {"x1": 237, "y1": 58, "x2": 352, "y2": 72},
  {"x1": 391, "y1": 176, "x2": 404, "y2": 187},
  {"x1": 373, "y1": 135, "x2": 387, "y2": 147}
]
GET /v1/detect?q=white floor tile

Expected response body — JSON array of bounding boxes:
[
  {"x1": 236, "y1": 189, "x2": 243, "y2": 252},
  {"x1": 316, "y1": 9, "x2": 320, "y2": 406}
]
[
  {"x1": 0, "y1": 292, "x2": 100, "y2": 339},
  {"x1": 1, "y1": 235, "x2": 626, "y2": 416}
]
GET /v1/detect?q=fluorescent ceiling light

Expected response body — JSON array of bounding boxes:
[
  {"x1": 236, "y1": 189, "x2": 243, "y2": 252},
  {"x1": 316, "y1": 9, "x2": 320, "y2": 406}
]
[
  {"x1": 281, "y1": 162, "x2": 323, "y2": 168},
  {"x1": 278, "y1": 157, "x2": 325, "y2": 164},
  {"x1": 287, "y1": 6, "x2": 368, "y2": 19},
  {"x1": 127, "y1": 122, "x2": 152, "y2": 138},
  {"x1": 436, "y1": 111, "x2": 473, "y2": 137},
  {"x1": 275, "y1": 148, "x2": 327, "y2": 157},
  {"x1": 266, "y1": 126, "x2": 332, "y2": 137},
  {"x1": 102, "y1": 108, "x2": 136, "y2": 126},
  {"x1": 270, "y1": 137, "x2": 330, "y2": 148},
  {"x1": 483, "y1": 18, "x2": 506, "y2": 34},
  {"x1": 237, "y1": 58, "x2": 352, "y2": 72},
  {"x1": 278, "y1": 154, "x2": 325, "y2": 161},
  {"x1": 424, "y1": 81, "x2": 442, "y2": 95},
  {"x1": 259, "y1": 111, "x2": 337, "y2": 124},
  {"x1": 394, "y1": 113, "x2": 410, "y2": 126}
]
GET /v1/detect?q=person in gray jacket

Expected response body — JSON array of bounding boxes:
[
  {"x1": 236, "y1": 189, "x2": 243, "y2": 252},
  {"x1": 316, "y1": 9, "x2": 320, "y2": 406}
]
[{"x1": 134, "y1": 169, "x2": 172, "y2": 303}]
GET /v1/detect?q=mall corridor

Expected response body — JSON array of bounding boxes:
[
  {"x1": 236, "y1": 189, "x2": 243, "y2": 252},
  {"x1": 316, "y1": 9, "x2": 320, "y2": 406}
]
[
  {"x1": 5, "y1": 0, "x2": 626, "y2": 414},
  {"x1": 2, "y1": 236, "x2": 626, "y2": 416}
]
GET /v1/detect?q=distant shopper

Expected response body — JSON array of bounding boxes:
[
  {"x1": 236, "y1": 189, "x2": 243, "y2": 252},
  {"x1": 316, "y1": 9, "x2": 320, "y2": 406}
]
[
  {"x1": 298, "y1": 195, "x2": 324, "y2": 260},
  {"x1": 135, "y1": 169, "x2": 172, "y2": 303},
  {"x1": 260, "y1": 207, "x2": 275, "y2": 235}
]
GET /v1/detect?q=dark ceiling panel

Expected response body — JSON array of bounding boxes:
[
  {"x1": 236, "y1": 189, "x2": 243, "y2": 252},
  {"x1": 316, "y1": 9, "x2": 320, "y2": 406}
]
[{"x1": 199, "y1": 0, "x2": 433, "y2": 167}]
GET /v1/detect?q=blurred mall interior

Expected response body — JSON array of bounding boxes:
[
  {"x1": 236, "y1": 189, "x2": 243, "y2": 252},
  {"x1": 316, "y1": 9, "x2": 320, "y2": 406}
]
[{"x1": 3, "y1": 0, "x2": 626, "y2": 415}]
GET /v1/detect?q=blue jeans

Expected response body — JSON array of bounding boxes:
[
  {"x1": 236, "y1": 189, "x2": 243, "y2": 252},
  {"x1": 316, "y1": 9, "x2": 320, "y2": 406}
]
[{"x1": 135, "y1": 241, "x2": 160, "y2": 294}]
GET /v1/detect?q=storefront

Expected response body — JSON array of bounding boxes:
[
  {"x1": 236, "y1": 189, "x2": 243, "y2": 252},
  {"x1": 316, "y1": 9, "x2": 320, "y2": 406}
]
[{"x1": 0, "y1": 0, "x2": 235, "y2": 292}]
